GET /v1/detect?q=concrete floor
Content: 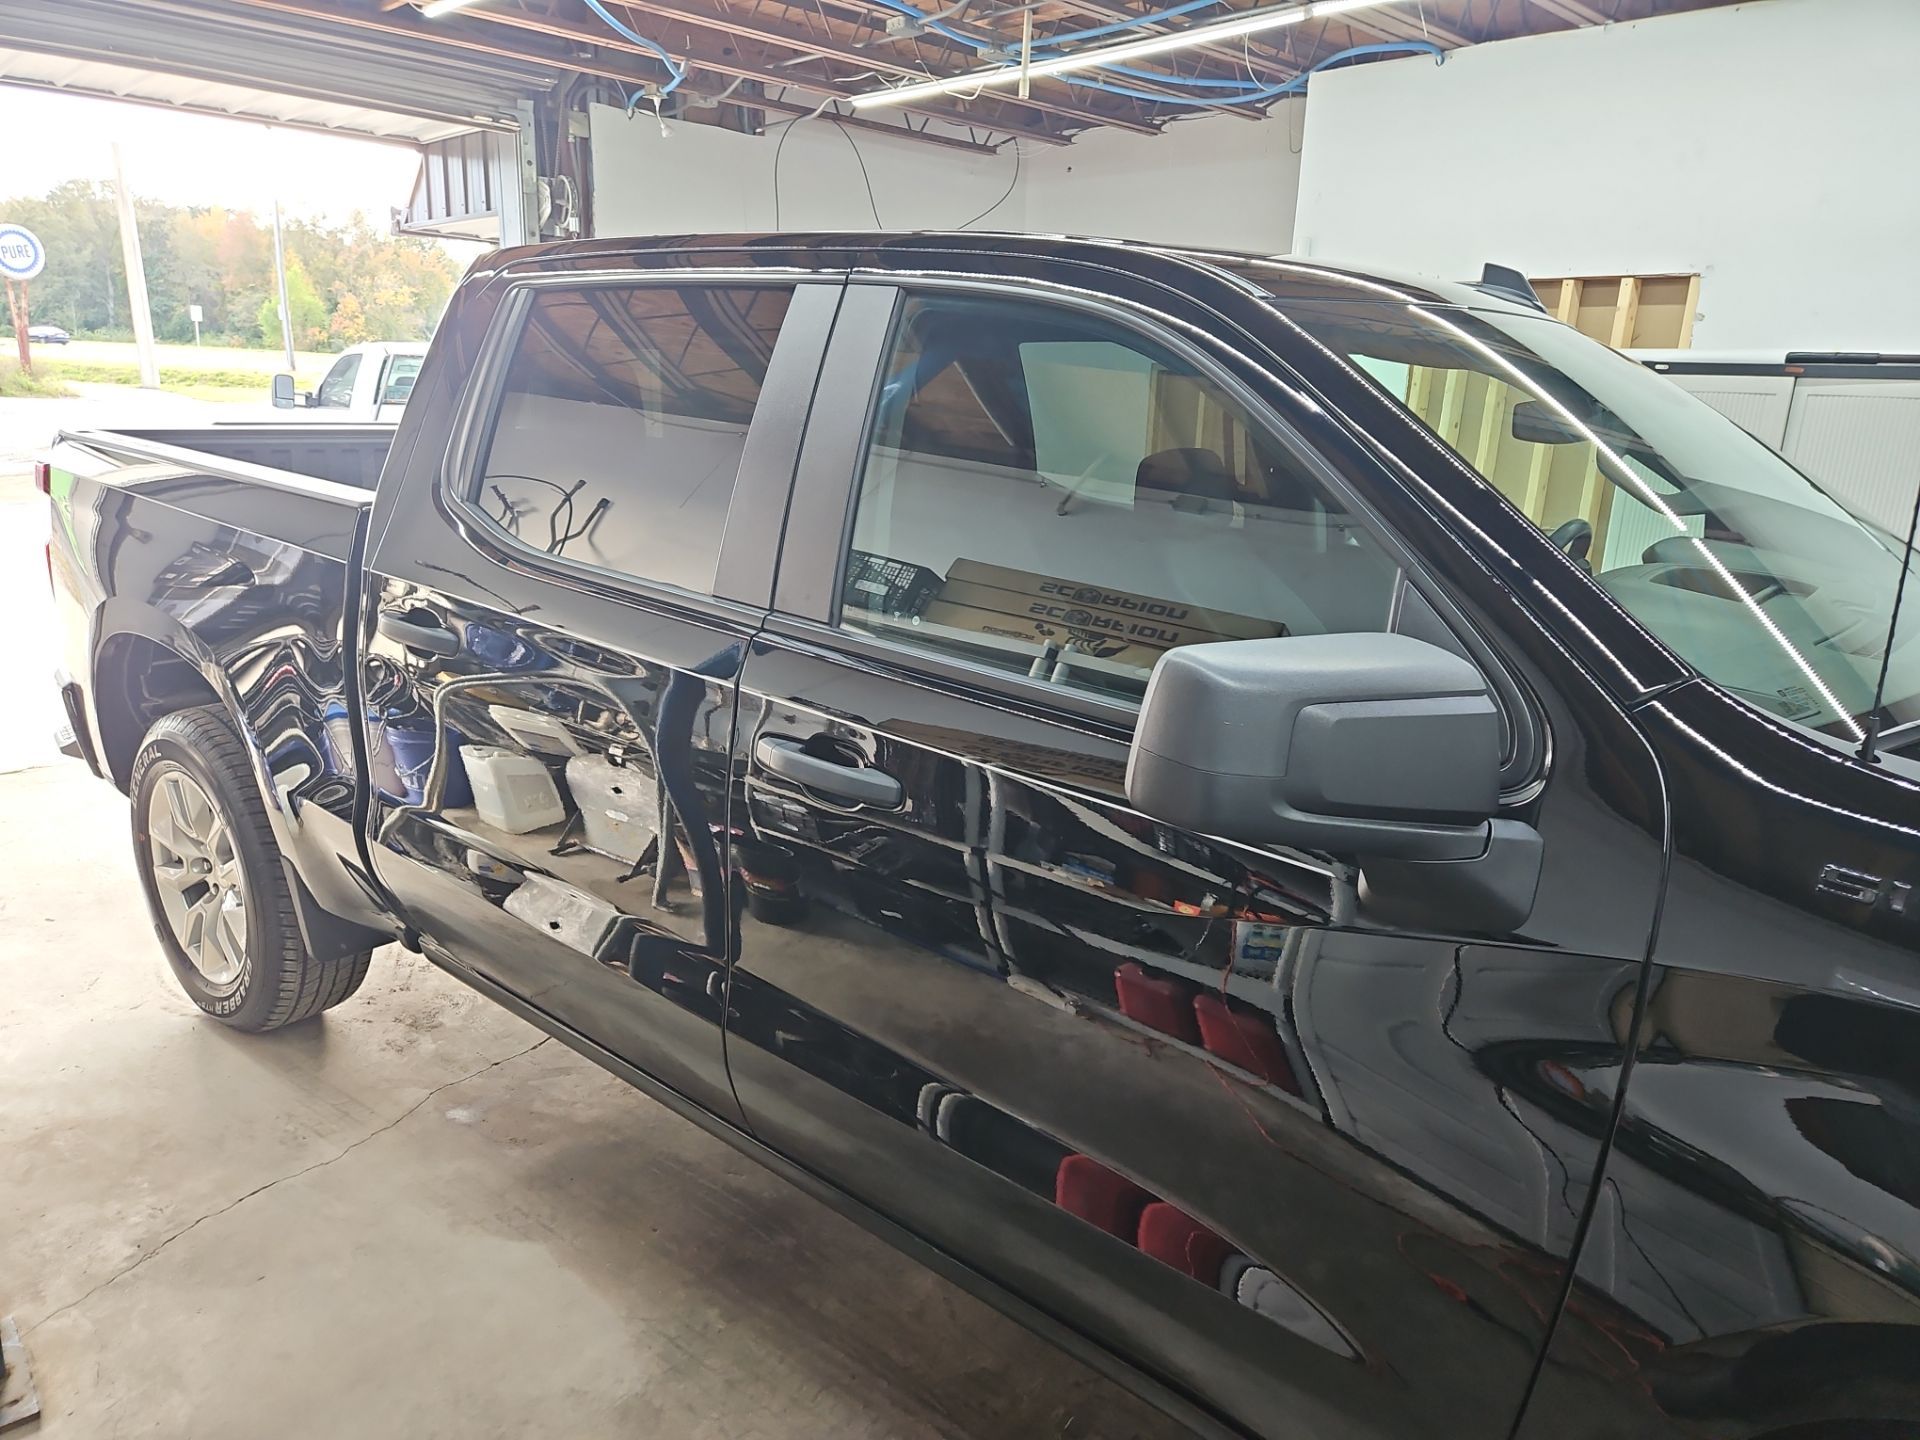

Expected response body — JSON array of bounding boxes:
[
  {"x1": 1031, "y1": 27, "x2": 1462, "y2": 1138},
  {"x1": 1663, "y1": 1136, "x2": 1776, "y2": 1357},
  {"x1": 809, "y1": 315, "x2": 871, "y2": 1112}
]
[
  {"x1": 0, "y1": 411, "x2": 1187, "y2": 1438},
  {"x1": 0, "y1": 762, "x2": 1189, "y2": 1440}
]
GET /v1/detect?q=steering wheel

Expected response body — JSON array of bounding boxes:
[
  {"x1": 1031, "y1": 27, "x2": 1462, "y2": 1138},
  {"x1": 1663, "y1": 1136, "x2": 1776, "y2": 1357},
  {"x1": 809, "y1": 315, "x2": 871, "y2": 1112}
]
[{"x1": 1548, "y1": 517, "x2": 1594, "y2": 571}]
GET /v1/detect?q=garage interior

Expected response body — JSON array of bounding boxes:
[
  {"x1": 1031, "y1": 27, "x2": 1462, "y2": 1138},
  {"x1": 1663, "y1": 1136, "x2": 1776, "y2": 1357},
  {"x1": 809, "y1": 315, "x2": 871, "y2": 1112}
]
[{"x1": 4, "y1": 0, "x2": 1920, "y2": 1436}]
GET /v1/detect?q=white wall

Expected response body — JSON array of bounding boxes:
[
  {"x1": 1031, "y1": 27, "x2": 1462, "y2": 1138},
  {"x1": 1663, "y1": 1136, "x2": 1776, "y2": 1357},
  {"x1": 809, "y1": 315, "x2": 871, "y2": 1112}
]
[
  {"x1": 590, "y1": 96, "x2": 1305, "y2": 249},
  {"x1": 1292, "y1": 0, "x2": 1920, "y2": 351},
  {"x1": 589, "y1": 102, "x2": 1025, "y2": 235},
  {"x1": 1022, "y1": 99, "x2": 1304, "y2": 250}
]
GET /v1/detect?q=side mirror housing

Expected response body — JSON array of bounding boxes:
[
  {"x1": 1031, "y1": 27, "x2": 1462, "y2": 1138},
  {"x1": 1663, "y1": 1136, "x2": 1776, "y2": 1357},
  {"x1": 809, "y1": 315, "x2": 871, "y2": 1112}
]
[
  {"x1": 271, "y1": 373, "x2": 304, "y2": 408},
  {"x1": 1128, "y1": 634, "x2": 1501, "y2": 861},
  {"x1": 1126, "y1": 634, "x2": 1541, "y2": 933}
]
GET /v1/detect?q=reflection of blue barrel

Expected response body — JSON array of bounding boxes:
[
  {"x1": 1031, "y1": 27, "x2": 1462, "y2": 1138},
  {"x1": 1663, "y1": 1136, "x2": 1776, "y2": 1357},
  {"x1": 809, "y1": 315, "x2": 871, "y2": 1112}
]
[
  {"x1": 373, "y1": 718, "x2": 471, "y2": 806},
  {"x1": 466, "y1": 621, "x2": 551, "y2": 671}
]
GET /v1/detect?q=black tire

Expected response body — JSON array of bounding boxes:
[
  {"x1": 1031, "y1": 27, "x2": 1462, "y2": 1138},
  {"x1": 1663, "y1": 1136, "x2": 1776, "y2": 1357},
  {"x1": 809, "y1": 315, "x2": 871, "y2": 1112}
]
[{"x1": 130, "y1": 704, "x2": 372, "y2": 1031}]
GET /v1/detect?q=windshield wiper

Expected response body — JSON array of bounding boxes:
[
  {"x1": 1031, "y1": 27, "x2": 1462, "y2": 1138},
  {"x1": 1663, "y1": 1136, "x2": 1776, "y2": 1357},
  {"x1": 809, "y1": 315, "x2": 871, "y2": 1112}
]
[{"x1": 1859, "y1": 477, "x2": 1920, "y2": 763}]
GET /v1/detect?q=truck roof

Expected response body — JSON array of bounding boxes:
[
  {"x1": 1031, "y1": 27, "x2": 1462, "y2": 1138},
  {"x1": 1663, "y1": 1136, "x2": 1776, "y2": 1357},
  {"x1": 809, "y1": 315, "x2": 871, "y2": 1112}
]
[{"x1": 478, "y1": 230, "x2": 1543, "y2": 318}]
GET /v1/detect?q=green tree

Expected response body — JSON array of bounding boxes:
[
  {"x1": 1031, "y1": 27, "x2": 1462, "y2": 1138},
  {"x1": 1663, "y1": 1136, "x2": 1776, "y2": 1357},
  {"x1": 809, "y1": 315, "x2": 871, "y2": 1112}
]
[
  {"x1": 256, "y1": 254, "x2": 327, "y2": 351},
  {"x1": 328, "y1": 291, "x2": 373, "y2": 347},
  {"x1": 1, "y1": 183, "x2": 463, "y2": 350}
]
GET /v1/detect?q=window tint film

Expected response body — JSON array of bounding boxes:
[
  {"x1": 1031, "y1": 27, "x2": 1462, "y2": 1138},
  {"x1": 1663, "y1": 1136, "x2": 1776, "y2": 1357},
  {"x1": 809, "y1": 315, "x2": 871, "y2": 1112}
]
[
  {"x1": 476, "y1": 284, "x2": 793, "y2": 594},
  {"x1": 380, "y1": 355, "x2": 424, "y2": 406},
  {"x1": 841, "y1": 293, "x2": 1400, "y2": 703},
  {"x1": 316, "y1": 353, "x2": 361, "y2": 408},
  {"x1": 1275, "y1": 289, "x2": 1920, "y2": 742}
]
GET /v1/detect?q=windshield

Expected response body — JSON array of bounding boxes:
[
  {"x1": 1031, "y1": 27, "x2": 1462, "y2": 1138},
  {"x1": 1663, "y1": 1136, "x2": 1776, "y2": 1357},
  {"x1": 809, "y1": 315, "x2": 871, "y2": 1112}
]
[{"x1": 1264, "y1": 292, "x2": 1918, "y2": 745}]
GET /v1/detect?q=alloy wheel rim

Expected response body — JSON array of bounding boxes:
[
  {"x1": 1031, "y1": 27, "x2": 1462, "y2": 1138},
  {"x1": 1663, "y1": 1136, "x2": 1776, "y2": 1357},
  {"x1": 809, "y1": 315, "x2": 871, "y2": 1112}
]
[{"x1": 146, "y1": 766, "x2": 249, "y2": 988}]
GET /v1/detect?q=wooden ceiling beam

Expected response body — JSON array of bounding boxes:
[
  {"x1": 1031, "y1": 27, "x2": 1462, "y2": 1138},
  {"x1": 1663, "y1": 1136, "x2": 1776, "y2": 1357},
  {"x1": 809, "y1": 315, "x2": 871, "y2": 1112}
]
[
  {"x1": 216, "y1": 0, "x2": 1029, "y2": 150},
  {"x1": 468, "y1": 0, "x2": 1158, "y2": 133},
  {"x1": 1523, "y1": 0, "x2": 1611, "y2": 24},
  {"x1": 612, "y1": 0, "x2": 1226, "y2": 125}
]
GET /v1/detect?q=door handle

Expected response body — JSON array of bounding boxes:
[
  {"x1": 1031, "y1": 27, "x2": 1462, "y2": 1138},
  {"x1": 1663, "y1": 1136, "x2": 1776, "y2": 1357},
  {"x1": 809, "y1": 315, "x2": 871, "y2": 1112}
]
[
  {"x1": 377, "y1": 611, "x2": 460, "y2": 658},
  {"x1": 755, "y1": 735, "x2": 903, "y2": 809}
]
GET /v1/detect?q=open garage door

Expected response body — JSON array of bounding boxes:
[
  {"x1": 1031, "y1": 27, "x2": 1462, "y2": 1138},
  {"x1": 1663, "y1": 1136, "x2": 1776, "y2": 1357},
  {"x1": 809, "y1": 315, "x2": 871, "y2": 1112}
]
[{"x1": 0, "y1": 0, "x2": 551, "y2": 243}]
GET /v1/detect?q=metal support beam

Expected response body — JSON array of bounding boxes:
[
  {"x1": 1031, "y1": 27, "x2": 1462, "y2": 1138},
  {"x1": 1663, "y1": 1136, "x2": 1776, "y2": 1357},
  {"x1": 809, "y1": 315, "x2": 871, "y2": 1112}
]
[
  {"x1": 218, "y1": 0, "x2": 1038, "y2": 149},
  {"x1": 470, "y1": 0, "x2": 1157, "y2": 134},
  {"x1": 623, "y1": 0, "x2": 1203, "y2": 127},
  {"x1": 1524, "y1": 0, "x2": 1611, "y2": 24}
]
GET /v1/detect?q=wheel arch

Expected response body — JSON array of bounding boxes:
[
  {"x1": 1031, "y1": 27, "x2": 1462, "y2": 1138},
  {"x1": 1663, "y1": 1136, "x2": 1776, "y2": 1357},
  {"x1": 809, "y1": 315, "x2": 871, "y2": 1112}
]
[{"x1": 93, "y1": 627, "x2": 224, "y2": 793}]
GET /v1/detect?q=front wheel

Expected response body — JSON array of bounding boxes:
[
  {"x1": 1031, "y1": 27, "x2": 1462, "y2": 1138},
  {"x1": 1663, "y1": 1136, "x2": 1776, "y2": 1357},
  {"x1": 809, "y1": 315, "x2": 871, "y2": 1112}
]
[{"x1": 130, "y1": 705, "x2": 371, "y2": 1031}]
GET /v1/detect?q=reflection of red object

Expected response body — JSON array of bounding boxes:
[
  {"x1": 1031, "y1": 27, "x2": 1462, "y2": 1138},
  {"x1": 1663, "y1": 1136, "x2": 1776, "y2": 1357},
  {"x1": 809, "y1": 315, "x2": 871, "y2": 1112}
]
[
  {"x1": 1138, "y1": 1203, "x2": 1233, "y2": 1283},
  {"x1": 1540, "y1": 1061, "x2": 1587, "y2": 1102},
  {"x1": 1194, "y1": 994, "x2": 1299, "y2": 1094},
  {"x1": 1055, "y1": 1155, "x2": 1153, "y2": 1239},
  {"x1": 1115, "y1": 963, "x2": 1202, "y2": 1042}
]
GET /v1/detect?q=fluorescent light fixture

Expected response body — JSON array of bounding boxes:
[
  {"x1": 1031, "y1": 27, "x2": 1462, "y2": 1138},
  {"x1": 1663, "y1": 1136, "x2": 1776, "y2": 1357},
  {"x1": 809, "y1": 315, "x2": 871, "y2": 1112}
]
[
  {"x1": 850, "y1": 0, "x2": 1401, "y2": 110},
  {"x1": 421, "y1": 0, "x2": 487, "y2": 17}
]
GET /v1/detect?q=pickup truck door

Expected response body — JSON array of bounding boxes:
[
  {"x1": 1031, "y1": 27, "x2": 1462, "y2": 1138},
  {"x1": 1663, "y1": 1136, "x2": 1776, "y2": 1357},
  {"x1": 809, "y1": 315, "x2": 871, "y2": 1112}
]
[
  {"x1": 359, "y1": 274, "x2": 838, "y2": 1120},
  {"x1": 723, "y1": 280, "x2": 1671, "y2": 1439},
  {"x1": 370, "y1": 351, "x2": 422, "y2": 425}
]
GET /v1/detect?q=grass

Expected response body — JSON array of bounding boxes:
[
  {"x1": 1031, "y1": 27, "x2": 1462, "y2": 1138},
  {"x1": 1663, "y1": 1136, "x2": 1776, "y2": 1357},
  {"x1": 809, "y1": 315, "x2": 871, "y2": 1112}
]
[
  {"x1": 0, "y1": 361, "x2": 75, "y2": 399},
  {"x1": 40, "y1": 358, "x2": 273, "y2": 391}
]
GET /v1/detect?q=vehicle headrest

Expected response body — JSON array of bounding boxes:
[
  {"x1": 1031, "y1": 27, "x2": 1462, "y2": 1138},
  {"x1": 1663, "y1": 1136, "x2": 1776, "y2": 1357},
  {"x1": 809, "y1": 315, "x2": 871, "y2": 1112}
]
[{"x1": 1136, "y1": 448, "x2": 1237, "y2": 508}]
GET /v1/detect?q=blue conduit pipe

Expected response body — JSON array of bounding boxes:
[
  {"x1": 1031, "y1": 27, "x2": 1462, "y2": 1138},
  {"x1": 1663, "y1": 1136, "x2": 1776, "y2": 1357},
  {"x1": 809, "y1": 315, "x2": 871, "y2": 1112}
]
[
  {"x1": 1026, "y1": 0, "x2": 1226, "y2": 49},
  {"x1": 582, "y1": 0, "x2": 688, "y2": 98},
  {"x1": 854, "y1": 0, "x2": 1442, "y2": 111}
]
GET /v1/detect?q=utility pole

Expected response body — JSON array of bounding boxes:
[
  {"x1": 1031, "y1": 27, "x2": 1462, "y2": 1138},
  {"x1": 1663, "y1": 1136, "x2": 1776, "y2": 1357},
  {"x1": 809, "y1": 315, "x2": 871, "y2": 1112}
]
[
  {"x1": 270, "y1": 195, "x2": 296, "y2": 373},
  {"x1": 109, "y1": 143, "x2": 161, "y2": 390}
]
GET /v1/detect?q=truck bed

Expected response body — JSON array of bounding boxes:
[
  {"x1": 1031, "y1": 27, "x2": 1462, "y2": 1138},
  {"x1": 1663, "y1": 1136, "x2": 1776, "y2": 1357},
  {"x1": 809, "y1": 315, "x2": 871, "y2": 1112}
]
[
  {"x1": 46, "y1": 421, "x2": 389, "y2": 947},
  {"x1": 74, "y1": 424, "x2": 393, "y2": 492}
]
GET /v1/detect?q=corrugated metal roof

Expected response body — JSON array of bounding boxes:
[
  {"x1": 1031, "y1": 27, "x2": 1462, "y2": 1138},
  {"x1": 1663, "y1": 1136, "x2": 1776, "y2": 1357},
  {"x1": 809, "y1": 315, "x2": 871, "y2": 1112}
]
[
  {"x1": 0, "y1": 0, "x2": 554, "y2": 142},
  {"x1": 0, "y1": 47, "x2": 487, "y2": 144}
]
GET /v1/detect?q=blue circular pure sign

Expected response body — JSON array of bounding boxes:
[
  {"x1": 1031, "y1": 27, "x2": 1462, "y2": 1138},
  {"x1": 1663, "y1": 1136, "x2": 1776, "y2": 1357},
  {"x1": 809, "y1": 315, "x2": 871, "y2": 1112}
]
[{"x1": 0, "y1": 223, "x2": 46, "y2": 282}]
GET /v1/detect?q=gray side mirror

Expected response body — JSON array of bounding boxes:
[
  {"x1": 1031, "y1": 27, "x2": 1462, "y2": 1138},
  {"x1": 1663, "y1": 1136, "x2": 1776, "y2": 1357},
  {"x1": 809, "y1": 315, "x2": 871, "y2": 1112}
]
[
  {"x1": 271, "y1": 373, "x2": 304, "y2": 408},
  {"x1": 1126, "y1": 634, "x2": 1541, "y2": 932}
]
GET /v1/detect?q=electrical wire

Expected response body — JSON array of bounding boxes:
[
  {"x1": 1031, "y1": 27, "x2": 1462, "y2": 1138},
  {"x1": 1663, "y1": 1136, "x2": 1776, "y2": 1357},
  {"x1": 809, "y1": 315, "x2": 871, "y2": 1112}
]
[
  {"x1": 581, "y1": 0, "x2": 687, "y2": 99},
  {"x1": 1061, "y1": 39, "x2": 1442, "y2": 105},
  {"x1": 829, "y1": 117, "x2": 884, "y2": 226},
  {"x1": 1027, "y1": 0, "x2": 1224, "y2": 49},
  {"x1": 771, "y1": 99, "x2": 880, "y2": 228},
  {"x1": 957, "y1": 139, "x2": 1021, "y2": 229},
  {"x1": 855, "y1": 0, "x2": 1440, "y2": 111}
]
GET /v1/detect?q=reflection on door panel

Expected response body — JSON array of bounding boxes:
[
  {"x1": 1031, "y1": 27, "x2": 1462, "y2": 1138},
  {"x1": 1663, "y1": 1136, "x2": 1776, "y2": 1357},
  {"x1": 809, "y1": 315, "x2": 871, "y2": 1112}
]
[
  {"x1": 726, "y1": 647, "x2": 1643, "y2": 1438},
  {"x1": 365, "y1": 590, "x2": 747, "y2": 1113}
]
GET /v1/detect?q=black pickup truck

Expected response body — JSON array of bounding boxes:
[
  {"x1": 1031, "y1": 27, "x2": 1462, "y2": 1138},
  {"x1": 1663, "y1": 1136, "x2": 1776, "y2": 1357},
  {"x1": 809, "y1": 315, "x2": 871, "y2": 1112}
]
[{"x1": 44, "y1": 233, "x2": 1920, "y2": 1440}]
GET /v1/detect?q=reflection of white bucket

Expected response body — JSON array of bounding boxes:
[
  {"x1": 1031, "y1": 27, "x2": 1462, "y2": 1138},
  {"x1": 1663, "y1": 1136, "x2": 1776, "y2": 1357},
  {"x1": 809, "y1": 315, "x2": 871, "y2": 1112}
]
[
  {"x1": 461, "y1": 746, "x2": 565, "y2": 833},
  {"x1": 503, "y1": 874, "x2": 620, "y2": 959},
  {"x1": 322, "y1": 703, "x2": 356, "y2": 776},
  {"x1": 565, "y1": 755, "x2": 658, "y2": 863}
]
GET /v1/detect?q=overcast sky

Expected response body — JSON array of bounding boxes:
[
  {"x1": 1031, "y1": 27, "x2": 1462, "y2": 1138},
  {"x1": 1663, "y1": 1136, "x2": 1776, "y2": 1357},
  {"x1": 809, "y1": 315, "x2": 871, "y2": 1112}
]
[{"x1": 0, "y1": 85, "x2": 427, "y2": 227}]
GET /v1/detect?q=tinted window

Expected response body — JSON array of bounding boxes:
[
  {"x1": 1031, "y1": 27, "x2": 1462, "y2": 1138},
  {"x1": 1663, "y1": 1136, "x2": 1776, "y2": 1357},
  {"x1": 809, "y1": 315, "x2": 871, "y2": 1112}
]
[
  {"x1": 316, "y1": 353, "x2": 361, "y2": 408},
  {"x1": 841, "y1": 293, "x2": 1400, "y2": 703},
  {"x1": 380, "y1": 354, "x2": 423, "y2": 406},
  {"x1": 1280, "y1": 292, "x2": 1920, "y2": 741},
  {"x1": 475, "y1": 284, "x2": 793, "y2": 594}
]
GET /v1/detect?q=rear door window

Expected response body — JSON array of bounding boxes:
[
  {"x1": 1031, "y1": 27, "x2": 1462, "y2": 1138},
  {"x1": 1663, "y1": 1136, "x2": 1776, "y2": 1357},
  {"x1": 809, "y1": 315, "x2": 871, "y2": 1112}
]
[
  {"x1": 473, "y1": 284, "x2": 794, "y2": 596},
  {"x1": 379, "y1": 355, "x2": 424, "y2": 407}
]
